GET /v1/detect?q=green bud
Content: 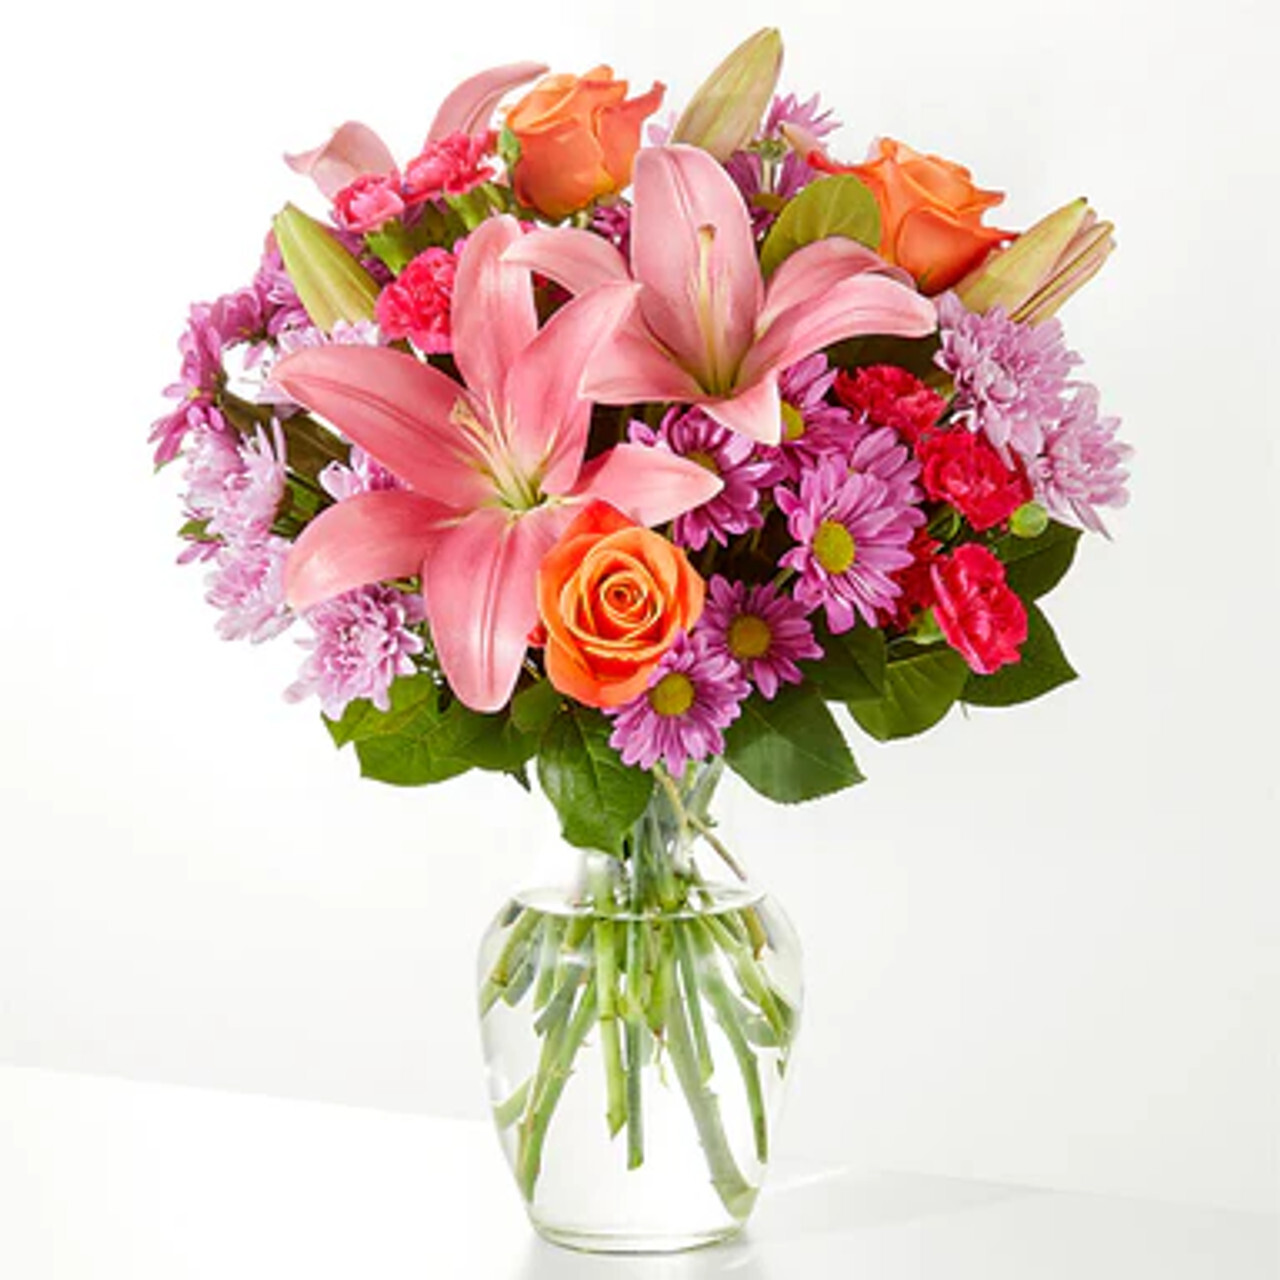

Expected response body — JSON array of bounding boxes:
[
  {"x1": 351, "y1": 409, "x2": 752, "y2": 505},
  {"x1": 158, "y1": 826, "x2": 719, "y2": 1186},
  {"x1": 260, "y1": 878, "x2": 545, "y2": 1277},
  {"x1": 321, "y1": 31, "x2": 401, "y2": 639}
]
[
  {"x1": 272, "y1": 203, "x2": 380, "y2": 333},
  {"x1": 1010, "y1": 501, "x2": 1050, "y2": 539},
  {"x1": 671, "y1": 28, "x2": 784, "y2": 161}
]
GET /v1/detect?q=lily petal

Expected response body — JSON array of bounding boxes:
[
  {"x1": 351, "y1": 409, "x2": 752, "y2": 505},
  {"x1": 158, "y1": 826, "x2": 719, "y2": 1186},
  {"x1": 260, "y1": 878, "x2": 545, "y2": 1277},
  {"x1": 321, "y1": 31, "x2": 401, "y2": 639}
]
[
  {"x1": 631, "y1": 146, "x2": 762, "y2": 388},
  {"x1": 502, "y1": 226, "x2": 631, "y2": 294},
  {"x1": 284, "y1": 490, "x2": 453, "y2": 612},
  {"x1": 427, "y1": 62, "x2": 548, "y2": 142},
  {"x1": 272, "y1": 347, "x2": 491, "y2": 510},
  {"x1": 743, "y1": 274, "x2": 936, "y2": 387},
  {"x1": 285, "y1": 122, "x2": 397, "y2": 199},
  {"x1": 423, "y1": 505, "x2": 568, "y2": 712},
  {"x1": 570, "y1": 443, "x2": 724, "y2": 524},
  {"x1": 578, "y1": 318, "x2": 705, "y2": 405},
  {"x1": 757, "y1": 236, "x2": 912, "y2": 332},
  {"x1": 451, "y1": 216, "x2": 539, "y2": 406},
  {"x1": 505, "y1": 282, "x2": 641, "y2": 494},
  {"x1": 700, "y1": 376, "x2": 784, "y2": 445}
]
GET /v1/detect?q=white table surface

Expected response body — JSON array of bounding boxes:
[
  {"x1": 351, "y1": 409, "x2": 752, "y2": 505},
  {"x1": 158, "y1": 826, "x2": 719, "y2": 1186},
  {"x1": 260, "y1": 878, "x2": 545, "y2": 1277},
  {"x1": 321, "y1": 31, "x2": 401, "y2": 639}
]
[{"x1": 1, "y1": 1064, "x2": 1274, "y2": 1279}]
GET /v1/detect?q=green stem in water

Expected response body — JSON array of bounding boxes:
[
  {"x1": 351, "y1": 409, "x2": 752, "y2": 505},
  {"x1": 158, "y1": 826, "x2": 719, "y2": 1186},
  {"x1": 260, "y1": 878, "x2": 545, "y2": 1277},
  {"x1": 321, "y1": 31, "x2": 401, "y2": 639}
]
[
  {"x1": 624, "y1": 918, "x2": 646, "y2": 1170},
  {"x1": 674, "y1": 922, "x2": 715, "y2": 1084}
]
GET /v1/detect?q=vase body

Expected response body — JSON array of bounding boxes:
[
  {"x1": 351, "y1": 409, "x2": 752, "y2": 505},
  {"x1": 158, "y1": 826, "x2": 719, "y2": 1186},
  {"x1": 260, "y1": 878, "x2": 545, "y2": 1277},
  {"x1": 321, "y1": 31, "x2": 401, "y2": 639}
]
[{"x1": 476, "y1": 764, "x2": 802, "y2": 1253}]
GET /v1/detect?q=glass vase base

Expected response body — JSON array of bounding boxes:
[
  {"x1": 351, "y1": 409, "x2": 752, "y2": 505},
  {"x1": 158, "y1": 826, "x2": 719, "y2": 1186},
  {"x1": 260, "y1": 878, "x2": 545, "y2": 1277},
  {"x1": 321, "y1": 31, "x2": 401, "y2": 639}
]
[{"x1": 532, "y1": 1218, "x2": 744, "y2": 1255}]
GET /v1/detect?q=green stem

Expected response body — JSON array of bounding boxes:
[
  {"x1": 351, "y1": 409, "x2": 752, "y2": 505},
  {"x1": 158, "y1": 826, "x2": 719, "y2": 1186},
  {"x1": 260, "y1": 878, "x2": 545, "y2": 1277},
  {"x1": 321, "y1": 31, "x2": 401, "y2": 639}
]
[
  {"x1": 479, "y1": 906, "x2": 541, "y2": 1015},
  {"x1": 594, "y1": 917, "x2": 627, "y2": 1137},
  {"x1": 624, "y1": 919, "x2": 646, "y2": 1170},
  {"x1": 674, "y1": 922, "x2": 715, "y2": 1084}
]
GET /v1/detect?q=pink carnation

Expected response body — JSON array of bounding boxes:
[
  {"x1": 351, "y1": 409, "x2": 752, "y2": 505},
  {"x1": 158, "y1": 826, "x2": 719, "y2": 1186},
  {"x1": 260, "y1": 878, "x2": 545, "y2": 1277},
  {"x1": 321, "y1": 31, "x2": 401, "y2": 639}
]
[
  {"x1": 375, "y1": 247, "x2": 458, "y2": 353},
  {"x1": 332, "y1": 172, "x2": 404, "y2": 233},
  {"x1": 403, "y1": 132, "x2": 496, "y2": 204}
]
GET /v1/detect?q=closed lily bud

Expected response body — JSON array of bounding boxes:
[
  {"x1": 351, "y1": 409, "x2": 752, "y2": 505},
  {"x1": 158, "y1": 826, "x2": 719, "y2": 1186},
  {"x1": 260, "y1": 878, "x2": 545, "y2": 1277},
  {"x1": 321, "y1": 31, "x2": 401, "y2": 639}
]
[
  {"x1": 272, "y1": 203, "x2": 380, "y2": 332},
  {"x1": 955, "y1": 197, "x2": 1115, "y2": 324},
  {"x1": 671, "y1": 27, "x2": 784, "y2": 161}
]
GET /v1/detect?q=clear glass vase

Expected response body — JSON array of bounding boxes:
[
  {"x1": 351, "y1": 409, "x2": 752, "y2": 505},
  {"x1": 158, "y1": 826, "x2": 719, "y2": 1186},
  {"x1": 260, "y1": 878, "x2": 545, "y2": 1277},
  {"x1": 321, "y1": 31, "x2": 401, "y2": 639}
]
[{"x1": 476, "y1": 762, "x2": 803, "y2": 1254}]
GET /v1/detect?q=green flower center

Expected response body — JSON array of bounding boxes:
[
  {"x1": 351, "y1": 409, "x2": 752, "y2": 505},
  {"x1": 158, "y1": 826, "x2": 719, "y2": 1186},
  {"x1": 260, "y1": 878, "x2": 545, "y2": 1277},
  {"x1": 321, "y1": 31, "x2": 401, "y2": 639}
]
[
  {"x1": 813, "y1": 519, "x2": 856, "y2": 574},
  {"x1": 781, "y1": 402, "x2": 806, "y2": 442},
  {"x1": 727, "y1": 613, "x2": 772, "y2": 660},
  {"x1": 648, "y1": 672, "x2": 696, "y2": 717},
  {"x1": 686, "y1": 450, "x2": 721, "y2": 475}
]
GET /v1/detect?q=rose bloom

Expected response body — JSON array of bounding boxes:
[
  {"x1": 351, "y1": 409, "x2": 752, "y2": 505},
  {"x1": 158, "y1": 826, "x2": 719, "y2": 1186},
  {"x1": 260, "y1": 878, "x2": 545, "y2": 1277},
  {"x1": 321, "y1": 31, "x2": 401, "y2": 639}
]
[
  {"x1": 930, "y1": 543, "x2": 1027, "y2": 674},
  {"x1": 536, "y1": 501, "x2": 704, "y2": 709},
  {"x1": 916, "y1": 427, "x2": 1032, "y2": 531},
  {"x1": 374, "y1": 247, "x2": 458, "y2": 353},
  {"x1": 332, "y1": 172, "x2": 405, "y2": 233},
  {"x1": 821, "y1": 139, "x2": 1010, "y2": 295},
  {"x1": 505, "y1": 66, "x2": 665, "y2": 220}
]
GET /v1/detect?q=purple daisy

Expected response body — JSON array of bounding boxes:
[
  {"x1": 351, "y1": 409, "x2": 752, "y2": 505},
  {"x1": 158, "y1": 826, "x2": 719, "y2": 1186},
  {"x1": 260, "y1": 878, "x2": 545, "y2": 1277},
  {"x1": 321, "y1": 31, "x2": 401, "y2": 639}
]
[
  {"x1": 1030, "y1": 385, "x2": 1132, "y2": 535},
  {"x1": 630, "y1": 409, "x2": 770, "y2": 551},
  {"x1": 724, "y1": 149, "x2": 816, "y2": 237},
  {"x1": 698, "y1": 577, "x2": 823, "y2": 699},
  {"x1": 763, "y1": 91, "x2": 840, "y2": 142},
  {"x1": 204, "y1": 535, "x2": 294, "y2": 643},
  {"x1": 777, "y1": 455, "x2": 918, "y2": 634},
  {"x1": 607, "y1": 632, "x2": 750, "y2": 777},
  {"x1": 755, "y1": 353, "x2": 861, "y2": 486},
  {"x1": 286, "y1": 585, "x2": 426, "y2": 719},
  {"x1": 935, "y1": 292, "x2": 1079, "y2": 463}
]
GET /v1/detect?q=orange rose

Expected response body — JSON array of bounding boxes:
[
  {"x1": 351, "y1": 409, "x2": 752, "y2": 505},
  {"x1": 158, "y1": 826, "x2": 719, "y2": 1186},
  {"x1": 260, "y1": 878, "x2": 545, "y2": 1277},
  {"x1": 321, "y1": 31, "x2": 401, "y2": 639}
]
[
  {"x1": 537, "y1": 502, "x2": 704, "y2": 709},
  {"x1": 505, "y1": 66, "x2": 664, "y2": 220},
  {"x1": 845, "y1": 138, "x2": 1011, "y2": 295}
]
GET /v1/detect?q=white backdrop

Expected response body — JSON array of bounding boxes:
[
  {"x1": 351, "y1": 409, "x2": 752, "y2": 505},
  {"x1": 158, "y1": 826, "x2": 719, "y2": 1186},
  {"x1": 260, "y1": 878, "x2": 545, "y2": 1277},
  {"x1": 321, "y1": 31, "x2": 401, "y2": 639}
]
[{"x1": 1, "y1": 0, "x2": 1276, "y2": 1218}]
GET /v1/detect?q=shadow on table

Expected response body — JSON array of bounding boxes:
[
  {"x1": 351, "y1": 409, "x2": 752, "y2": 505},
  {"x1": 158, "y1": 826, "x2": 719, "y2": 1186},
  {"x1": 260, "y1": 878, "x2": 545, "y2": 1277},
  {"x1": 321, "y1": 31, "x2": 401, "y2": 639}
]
[{"x1": 516, "y1": 1235, "x2": 768, "y2": 1280}]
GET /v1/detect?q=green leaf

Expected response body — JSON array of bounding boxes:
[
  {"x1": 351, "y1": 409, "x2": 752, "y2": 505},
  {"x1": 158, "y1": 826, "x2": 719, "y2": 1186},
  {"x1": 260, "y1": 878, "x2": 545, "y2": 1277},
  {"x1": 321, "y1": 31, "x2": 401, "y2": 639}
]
[
  {"x1": 989, "y1": 520, "x2": 1081, "y2": 601},
  {"x1": 324, "y1": 672, "x2": 439, "y2": 748},
  {"x1": 825, "y1": 332, "x2": 943, "y2": 382},
  {"x1": 961, "y1": 602, "x2": 1077, "y2": 707},
  {"x1": 759, "y1": 175, "x2": 881, "y2": 276},
  {"x1": 724, "y1": 684, "x2": 863, "y2": 803},
  {"x1": 803, "y1": 624, "x2": 886, "y2": 702},
  {"x1": 446, "y1": 705, "x2": 539, "y2": 774},
  {"x1": 510, "y1": 680, "x2": 564, "y2": 736},
  {"x1": 848, "y1": 647, "x2": 969, "y2": 741},
  {"x1": 537, "y1": 707, "x2": 654, "y2": 854}
]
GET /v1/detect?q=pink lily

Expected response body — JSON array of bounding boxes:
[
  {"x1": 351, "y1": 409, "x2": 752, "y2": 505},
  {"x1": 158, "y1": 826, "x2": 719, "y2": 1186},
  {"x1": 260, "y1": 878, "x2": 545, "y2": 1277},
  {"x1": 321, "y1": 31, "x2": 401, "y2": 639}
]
[
  {"x1": 505, "y1": 144, "x2": 938, "y2": 445},
  {"x1": 271, "y1": 216, "x2": 721, "y2": 713},
  {"x1": 285, "y1": 62, "x2": 548, "y2": 197}
]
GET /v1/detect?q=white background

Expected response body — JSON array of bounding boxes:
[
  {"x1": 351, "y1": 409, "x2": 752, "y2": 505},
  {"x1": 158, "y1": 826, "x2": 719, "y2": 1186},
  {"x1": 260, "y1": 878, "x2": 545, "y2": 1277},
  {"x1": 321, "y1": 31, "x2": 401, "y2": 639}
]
[{"x1": 1, "y1": 0, "x2": 1276, "y2": 1220}]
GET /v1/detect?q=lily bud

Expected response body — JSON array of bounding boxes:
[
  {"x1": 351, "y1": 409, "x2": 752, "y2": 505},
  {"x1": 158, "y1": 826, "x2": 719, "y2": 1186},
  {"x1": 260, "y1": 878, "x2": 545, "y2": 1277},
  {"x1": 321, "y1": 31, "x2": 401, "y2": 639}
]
[
  {"x1": 272, "y1": 203, "x2": 380, "y2": 333},
  {"x1": 671, "y1": 28, "x2": 784, "y2": 161},
  {"x1": 955, "y1": 198, "x2": 1114, "y2": 324}
]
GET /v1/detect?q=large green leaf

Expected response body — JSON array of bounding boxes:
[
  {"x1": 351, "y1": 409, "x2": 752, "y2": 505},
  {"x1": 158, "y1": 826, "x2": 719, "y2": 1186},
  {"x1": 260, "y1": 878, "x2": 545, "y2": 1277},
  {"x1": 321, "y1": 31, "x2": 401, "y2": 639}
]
[
  {"x1": 961, "y1": 603, "x2": 1077, "y2": 707},
  {"x1": 848, "y1": 648, "x2": 969, "y2": 741},
  {"x1": 803, "y1": 624, "x2": 886, "y2": 703},
  {"x1": 759, "y1": 174, "x2": 881, "y2": 276},
  {"x1": 724, "y1": 684, "x2": 863, "y2": 803},
  {"x1": 536, "y1": 707, "x2": 654, "y2": 854},
  {"x1": 990, "y1": 521, "x2": 1081, "y2": 601}
]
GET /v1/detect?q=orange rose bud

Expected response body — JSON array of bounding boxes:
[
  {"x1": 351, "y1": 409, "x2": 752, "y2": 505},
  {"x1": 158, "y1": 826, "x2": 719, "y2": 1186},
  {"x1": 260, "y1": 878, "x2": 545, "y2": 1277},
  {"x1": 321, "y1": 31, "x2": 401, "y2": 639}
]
[
  {"x1": 505, "y1": 66, "x2": 664, "y2": 220},
  {"x1": 537, "y1": 502, "x2": 705, "y2": 709},
  {"x1": 846, "y1": 139, "x2": 1012, "y2": 295}
]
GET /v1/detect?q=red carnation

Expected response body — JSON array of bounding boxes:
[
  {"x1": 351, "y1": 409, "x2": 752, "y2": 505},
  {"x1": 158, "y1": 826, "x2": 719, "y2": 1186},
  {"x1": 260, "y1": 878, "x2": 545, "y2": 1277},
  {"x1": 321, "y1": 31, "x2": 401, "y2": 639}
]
[
  {"x1": 917, "y1": 427, "x2": 1032, "y2": 531},
  {"x1": 931, "y1": 544, "x2": 1027, "y2": 674},
  {"x1": 881, "y1": 529, "x2": 941, "y2": 631},
  {"x1": 834, "y1": 364, "x2": 946, "y2": 444},
  {"x1": 374, "y1": 247, "x2": 459, "y2": 353}
]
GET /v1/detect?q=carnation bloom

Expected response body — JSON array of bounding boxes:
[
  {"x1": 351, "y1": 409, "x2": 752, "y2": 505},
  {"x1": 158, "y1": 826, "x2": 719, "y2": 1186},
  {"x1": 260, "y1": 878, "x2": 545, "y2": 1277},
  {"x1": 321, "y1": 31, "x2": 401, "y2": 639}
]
[
  {"x1": 402, "y1": 132, "x2": 495, "y2": 204},
  {"x1": 916, "y1": 425, "x2": 1032, "y2": 531},
  {"x1": 332, "y1": 172, "x2": 405, "y2": 233},
  {"x1": 374, "y1": 247, "x2": 459, "y2": 353},
  {"x1": 777, "y1": 456, "x2": 918, "y2": 633},
  {"x1": 1030, "y1": 385, "x2": 1131, "y2": 535},
  {"x1": 698, "y1": 577, "x2": 822, "y2": 699},
  {"x1": 935, "y1": 292, "x2": 1078, "y2": 462},
  {"x1": 287, "y1": 584, "x2": 426, "y2": 719},
  {"x1": 931, "y1": 543, "x2": 1027, "y2": 674},
  {"x1": 630, "y1": 409, "x2": 770, "y2": 550},
  {"x1": 833, "y1": 364, "x2": 946, "y2": 444},
  {"x1": 205, "y1": 535, "x2": 294, "y2": 643},
  {"x1": 607, "y1": 631, "x2": 749, "y2": 776}
]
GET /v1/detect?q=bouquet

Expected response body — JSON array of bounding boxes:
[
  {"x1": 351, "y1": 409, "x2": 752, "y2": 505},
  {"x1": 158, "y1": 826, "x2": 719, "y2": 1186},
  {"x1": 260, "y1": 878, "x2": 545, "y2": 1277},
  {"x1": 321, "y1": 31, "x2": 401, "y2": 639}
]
[{"x1": 152, "y1": 28, "x2": 1130, "y2": 1248}]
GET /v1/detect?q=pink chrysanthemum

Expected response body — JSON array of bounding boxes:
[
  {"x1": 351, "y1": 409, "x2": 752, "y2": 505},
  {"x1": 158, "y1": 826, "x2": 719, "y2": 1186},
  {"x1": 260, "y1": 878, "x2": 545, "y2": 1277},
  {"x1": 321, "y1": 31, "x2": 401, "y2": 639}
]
[
  {"x1": 253, "y1": 239, "x2": 309, "y2": 338},
  {"x1": 1030, "y1": 385, "x2": 1132, "y2": 535},
  {"x1": 754, "y1": 353, "x2": 861, "y2": 486},
  {"x1": 183, "y1": 419, "x2": 287, "y2": 546},
  {"x1": 319, "y1": 444, "x2": 403, "y2": 503},
  {"x1": 204, "y1": 535, "x2": 294, "y2": 643},
  {"x1": 763, "y1": 91, "x2": 840, "y2": 141},
  {"x1": 777, "y1": 455, "x2": 918, "y2": 633},
  {"x1": 630, "y1": 409, "x2": 770, "y2": 551},
  {"x1": 257, "y1": 320, "x2": 381, "y2": 405},
  {"x1": 607, "y1": 632, "x2": 750, "y2": 777},
  {"x1": 936, "y1": 292, "x2": 1079, "y2": 463},
  {"x1": 697, "y1": 577, "x2": 823, "y2": 699},
  {"x1": 286, "y1": 585, "x2": 426, "y2": 719},
  {"x1": 374, "y1": 246, "x2": 458, "y2": 353}
]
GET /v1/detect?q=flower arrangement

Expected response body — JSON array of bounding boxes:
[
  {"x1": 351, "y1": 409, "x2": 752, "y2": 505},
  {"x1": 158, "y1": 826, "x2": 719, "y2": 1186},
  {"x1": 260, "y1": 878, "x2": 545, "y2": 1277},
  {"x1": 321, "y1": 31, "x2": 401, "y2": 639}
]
[{"x1": 152, "y1": 27, "x2": 1130, "y2": 1246}]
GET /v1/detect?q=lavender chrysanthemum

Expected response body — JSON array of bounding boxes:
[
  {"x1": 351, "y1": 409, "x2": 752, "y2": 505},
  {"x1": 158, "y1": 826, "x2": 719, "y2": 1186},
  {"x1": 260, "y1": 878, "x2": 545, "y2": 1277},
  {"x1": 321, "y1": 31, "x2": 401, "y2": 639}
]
[
  {"x1": 257, "y1": 320, "x2": 382, "y2": 405},
  {"x1": 608, "y1": 632, "x2": 749, "y2": 777},
  {"x1": 286, "y1": 585, "x2": 426, "y2": 719},
  {"x1": 777, "y1": 455, "x2": 918, "y2": 634},
  {"x1": 204, "y1": 535, "x2": 294, "y2": 643},
  {"x1": 183, "y1": 419, "x2": 287, "y2": 546},
  {"x1": 319, "y1": 444, "x2": 404, "y2": 502},
  {"x1": 630, "y1": 409, "x2": 770, "y2": 551},
  {"x1": 1030, "y1": 385, "x2": 1132, "y2": 535},
  {"x1": 936, "y1": 292, "x2": 1079, "y2": 463},
  {"x1": 698, "y1": 577, "x2": 823, "y2": 700}
]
